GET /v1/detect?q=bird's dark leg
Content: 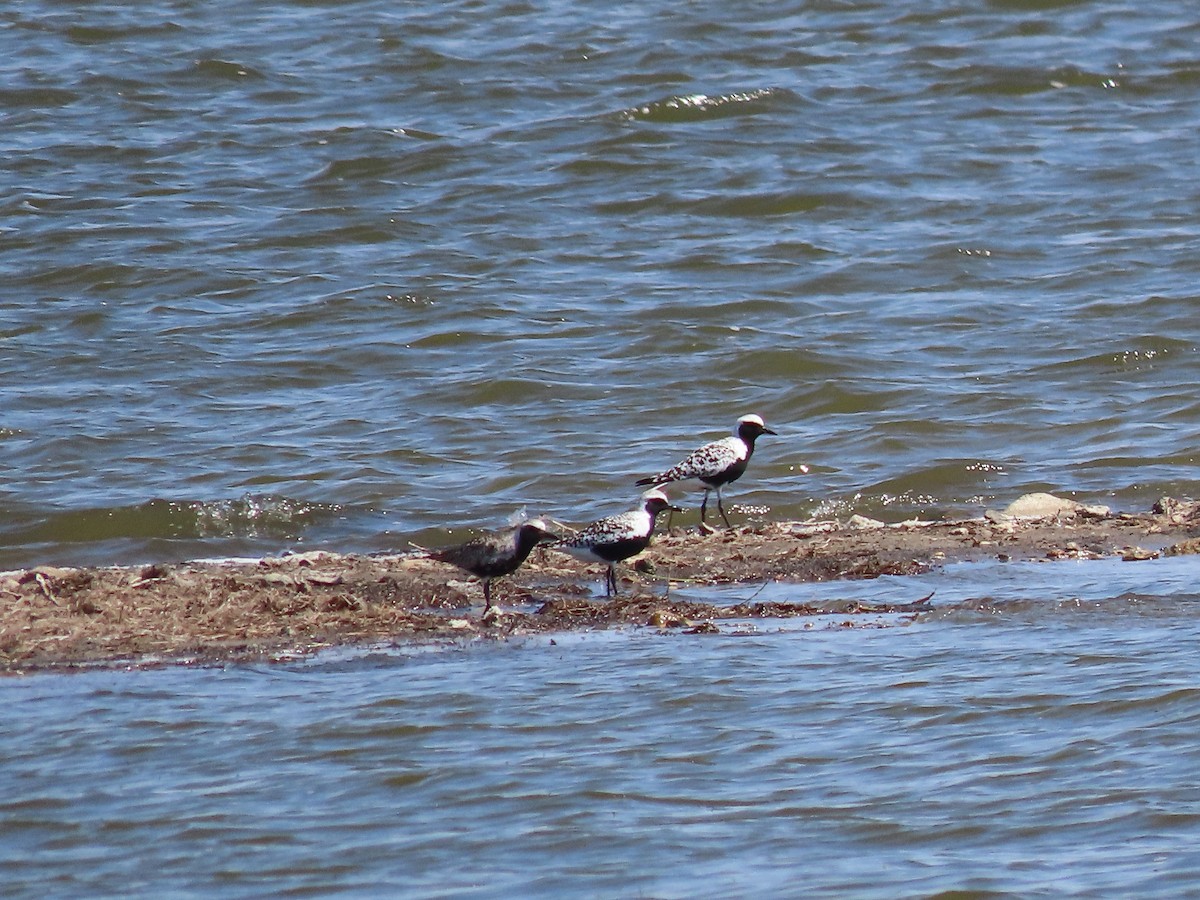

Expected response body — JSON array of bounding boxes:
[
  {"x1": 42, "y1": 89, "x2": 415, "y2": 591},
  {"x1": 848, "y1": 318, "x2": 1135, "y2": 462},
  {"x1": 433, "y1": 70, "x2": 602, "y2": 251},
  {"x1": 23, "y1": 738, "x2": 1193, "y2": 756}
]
[
  {"x1": 698, "y1": 488, "x2": 716, "y2": 535},
  {"x1": 606, "y1": 564, "x2": 618, "y2": 597},
  {"x1": 483, "y1": 579, "x2": 492, "y2": 612},
  {"x1": 716, "y1": 488, "x2": 733, "y2": 530}
]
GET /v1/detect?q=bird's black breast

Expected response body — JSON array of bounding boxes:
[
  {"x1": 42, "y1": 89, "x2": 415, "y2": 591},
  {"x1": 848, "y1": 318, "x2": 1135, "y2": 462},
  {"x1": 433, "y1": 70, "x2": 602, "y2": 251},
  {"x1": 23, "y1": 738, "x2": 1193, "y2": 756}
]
[
  {"x1": 701, "y1": 455, "x2": 749, "y2": 488},
  {"x1": 470, "y1": 557, "x2": 524, "y2": 578},
  {"x1": 588, "y1": 536, "x2": 651, "y2": 563},
  {"x1": 433, "y1": 535, "x2": 532, "y2": 579}
]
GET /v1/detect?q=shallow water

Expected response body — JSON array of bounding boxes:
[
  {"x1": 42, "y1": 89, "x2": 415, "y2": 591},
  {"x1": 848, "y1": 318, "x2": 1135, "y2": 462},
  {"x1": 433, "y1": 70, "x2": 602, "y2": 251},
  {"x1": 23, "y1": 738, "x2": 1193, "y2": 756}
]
[
  {"x1": 6, "y1": 1, "x2": 1200, "y2": 894},
  {"x1": 6, "y1": 556, "x2": 1200, "y2": 897}
]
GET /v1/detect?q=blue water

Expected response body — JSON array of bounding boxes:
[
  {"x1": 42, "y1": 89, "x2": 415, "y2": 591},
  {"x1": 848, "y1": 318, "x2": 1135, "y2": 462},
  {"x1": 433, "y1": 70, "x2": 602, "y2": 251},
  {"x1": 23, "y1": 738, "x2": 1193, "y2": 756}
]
[
  {"x1": 3, "y1": 0, "x2": 1200, "y2": 567},
  {"x1": 5, "y1": 0, "x2": 1200, "y2": 894},
  {"x1": 6, "y1": 557, "x2": 1200, "y2": 897}
]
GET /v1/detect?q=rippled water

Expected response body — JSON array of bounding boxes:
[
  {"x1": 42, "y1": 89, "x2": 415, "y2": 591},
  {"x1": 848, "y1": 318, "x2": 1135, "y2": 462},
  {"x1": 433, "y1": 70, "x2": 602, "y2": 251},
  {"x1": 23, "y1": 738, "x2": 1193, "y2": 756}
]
[
  {"x1": 6, "y1": 1, "x2": 1200, "y2": 893},
  {"x1": 5, "y1": 556, "x2": 1200, "y2": 896},
  {"x1": 4, "y1": 0, "x2": 1200, "y2": 567}
]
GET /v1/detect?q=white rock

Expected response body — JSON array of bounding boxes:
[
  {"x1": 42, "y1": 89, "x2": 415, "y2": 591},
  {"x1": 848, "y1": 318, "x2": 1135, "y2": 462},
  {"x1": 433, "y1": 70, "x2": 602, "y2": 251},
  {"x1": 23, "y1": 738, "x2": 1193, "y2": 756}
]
[
  {"x1": 846, "y1": 514, "x2": 886, "y2": 530},
  {"x1": 988, "y1": 492, "x2": 1110, "y2": 522}
]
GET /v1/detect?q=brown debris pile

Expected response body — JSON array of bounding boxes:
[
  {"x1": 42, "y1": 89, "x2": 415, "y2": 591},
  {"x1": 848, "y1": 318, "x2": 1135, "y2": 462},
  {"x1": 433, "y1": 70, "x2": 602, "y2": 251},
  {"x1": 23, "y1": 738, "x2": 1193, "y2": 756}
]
[{"x1": 2, "y1": 495, "x2": 1198, "y2": 673}]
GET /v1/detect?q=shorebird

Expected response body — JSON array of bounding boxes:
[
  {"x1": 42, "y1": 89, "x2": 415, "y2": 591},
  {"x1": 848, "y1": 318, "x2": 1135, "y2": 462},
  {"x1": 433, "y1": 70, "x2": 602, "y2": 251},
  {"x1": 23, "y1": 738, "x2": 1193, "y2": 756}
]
[
  {"x1": 636, "y1": 414, "x2": 776, "y2": 533},
  {"x1": 428, "y1": 519, "x2": 557, "y2": 612},
  {"x1": 553, "y1": 489, "x2": 682, "y2": 596}
]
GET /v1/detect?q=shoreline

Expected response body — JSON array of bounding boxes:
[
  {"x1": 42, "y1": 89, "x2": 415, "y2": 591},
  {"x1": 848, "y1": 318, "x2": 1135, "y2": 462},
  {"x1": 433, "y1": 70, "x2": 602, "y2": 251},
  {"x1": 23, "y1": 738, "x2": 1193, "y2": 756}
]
[{"x1": 3, "y1": 494, "x2": 1198, "y2": 674}]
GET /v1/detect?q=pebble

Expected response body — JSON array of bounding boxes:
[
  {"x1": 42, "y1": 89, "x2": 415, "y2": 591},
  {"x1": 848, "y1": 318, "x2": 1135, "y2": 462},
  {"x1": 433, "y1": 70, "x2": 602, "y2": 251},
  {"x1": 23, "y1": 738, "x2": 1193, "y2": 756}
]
[{"x1": 1121, "y1": 546, "x2": 1159, "y2": 561}]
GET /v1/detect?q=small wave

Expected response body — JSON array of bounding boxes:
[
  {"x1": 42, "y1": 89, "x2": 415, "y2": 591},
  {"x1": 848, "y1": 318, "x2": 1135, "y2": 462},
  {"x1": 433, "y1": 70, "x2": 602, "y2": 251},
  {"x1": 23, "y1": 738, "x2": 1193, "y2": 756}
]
[
  {"x1": 25, "y1": 262, "x2": 143, "y2": 292},
  {"x1": 186, "y1": 496, "x2": 340, "y2": 539},
  {"x1": 189, "y1": 58, "x2": 266, "y2": 81},
  {"x1": 65, "y1": 20, "x2": 182, "y2": 44},
  {"x1": 0, "y1": 87, "x2": 79, "y2": 109},
  {"x1": 304, "y1": 143, "x2": 460, "y2": 186},
  {"x1": 620, "y1": 87, "x2": 788, "y2": 123},
  {"x1": 7, "y1": 495, "x2": 339, "y2": 546},
  {"x1": 937, "y1": 63, "x2": 1123, "y2": 97},
  {"x1": 1031, "y1": 338, "x2": 1193, "y2": 376}
]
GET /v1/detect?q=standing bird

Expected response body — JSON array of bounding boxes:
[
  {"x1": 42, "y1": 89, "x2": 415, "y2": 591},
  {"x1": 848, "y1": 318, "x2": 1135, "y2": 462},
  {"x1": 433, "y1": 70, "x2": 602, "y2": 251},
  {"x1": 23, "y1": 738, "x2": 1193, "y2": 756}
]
[
  {"x1": 553, "y1": 489, "x2": 682, "y2": 596},
  {"x1": 428, "y1": 519, "x2": 558, "y2": 612},
  {"x1": 636, "y1": 414, "x2": 776, "y2": 533}
]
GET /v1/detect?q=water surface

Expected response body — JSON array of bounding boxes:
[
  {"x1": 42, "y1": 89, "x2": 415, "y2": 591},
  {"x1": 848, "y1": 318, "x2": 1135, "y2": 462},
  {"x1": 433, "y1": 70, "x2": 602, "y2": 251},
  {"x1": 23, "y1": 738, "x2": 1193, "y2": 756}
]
[
  {"x1": 3, "y1": 0, "x2": 1199, "y2": 567},
  {"x1": 5, "y1": 556, "x2": 1200, "y2": 897},
  {"x1": 5, "y1": 2, "x2": 1200, "y2": 894}
]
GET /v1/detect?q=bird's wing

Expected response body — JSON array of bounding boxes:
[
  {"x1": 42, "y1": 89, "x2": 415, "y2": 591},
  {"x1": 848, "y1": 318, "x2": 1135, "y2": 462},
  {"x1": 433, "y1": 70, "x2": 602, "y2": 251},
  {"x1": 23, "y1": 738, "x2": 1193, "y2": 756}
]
[
  {"x1": 558, "y1": 510, "x2": 640, "y2": 547},
  {"x1": 653, "y1": 437, "x2": 741, "y2": 482}
]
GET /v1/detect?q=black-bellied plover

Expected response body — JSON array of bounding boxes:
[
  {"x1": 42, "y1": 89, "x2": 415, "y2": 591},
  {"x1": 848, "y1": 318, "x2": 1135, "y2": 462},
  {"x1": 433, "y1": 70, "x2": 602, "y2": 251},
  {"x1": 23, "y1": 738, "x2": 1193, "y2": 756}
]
[
  {"x1": 552, "y1": 489, "x2": 681, "y2": 596},
  {"x1": 636, "y1": 414, "x2": 776, "y2": 533},
  {"x1": 429, "y1": 519, "x2": 557, "y2": 611}
]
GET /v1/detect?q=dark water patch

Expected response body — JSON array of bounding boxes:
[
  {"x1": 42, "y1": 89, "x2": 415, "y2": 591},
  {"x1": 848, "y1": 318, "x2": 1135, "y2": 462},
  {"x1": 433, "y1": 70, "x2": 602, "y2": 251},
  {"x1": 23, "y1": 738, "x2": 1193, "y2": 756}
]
[
  {"x1": 694, "y1": 190, "x2": 858, "y2": 219},
  {"x1": 783, "y1": 379, "x2": 912, "y2": 417},
  {"x1": 1147, "y1": 63, "x2": 1200, "y2": 90},
  {"x1": 589, "y1": 191, "x2": 676, "y2": 217},
  {"x1": 65, "y1": 21, "x2": 184, "y2": 45},
  {"x1": 190, "y1": 58, "x2": 268, "y2": 83},
  {"x1": 24, "y1": 262, "x2": 145, "y2": 293},
  {"x1": 554, "y1": 156, "x2": 663, "y2": 178},
  {"x1": 304, "y1": 146, "x2": 463, "y2": 187},
  {"x1": 987, "y1": 0, "x2": 1104, "y2": 10},
  {"x1": 0, "y1": 87, "x2": 80, "y2": 109}
]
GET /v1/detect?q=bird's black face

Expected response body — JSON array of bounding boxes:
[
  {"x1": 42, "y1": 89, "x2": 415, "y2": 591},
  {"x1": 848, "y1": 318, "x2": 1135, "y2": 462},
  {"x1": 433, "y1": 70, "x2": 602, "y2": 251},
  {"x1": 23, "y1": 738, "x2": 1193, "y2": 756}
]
[
  {"x1": 646, "y1": 497, "x2": 684, "y2": 516},
  {"x1": 739, "y1": 420, "x2": 777, "y2": 439},
  {"x1": 521, "y1": 522, "x2": 559, "y2": 543}
]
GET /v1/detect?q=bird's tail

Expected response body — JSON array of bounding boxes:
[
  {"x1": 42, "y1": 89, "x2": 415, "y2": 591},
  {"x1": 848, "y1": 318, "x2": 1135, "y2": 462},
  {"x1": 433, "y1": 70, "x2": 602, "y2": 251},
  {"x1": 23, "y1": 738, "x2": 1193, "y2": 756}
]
[{"x1": 634, "y1": 476, "x2": 660, "y2": 486}]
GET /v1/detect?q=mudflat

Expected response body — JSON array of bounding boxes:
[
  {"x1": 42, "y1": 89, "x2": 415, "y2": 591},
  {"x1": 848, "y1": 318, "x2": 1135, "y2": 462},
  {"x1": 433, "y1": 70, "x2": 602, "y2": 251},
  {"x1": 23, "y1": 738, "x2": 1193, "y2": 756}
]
[{"x1": 3, "y1": 495, "x2": 1198, "y2": 673}]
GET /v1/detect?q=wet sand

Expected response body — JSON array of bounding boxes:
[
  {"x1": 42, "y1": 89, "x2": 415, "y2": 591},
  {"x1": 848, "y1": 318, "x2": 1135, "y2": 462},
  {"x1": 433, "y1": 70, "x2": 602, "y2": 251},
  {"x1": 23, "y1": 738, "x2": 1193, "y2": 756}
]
[{"x1": 3, "y1": 496, "x2": 1199, "y2": 673}]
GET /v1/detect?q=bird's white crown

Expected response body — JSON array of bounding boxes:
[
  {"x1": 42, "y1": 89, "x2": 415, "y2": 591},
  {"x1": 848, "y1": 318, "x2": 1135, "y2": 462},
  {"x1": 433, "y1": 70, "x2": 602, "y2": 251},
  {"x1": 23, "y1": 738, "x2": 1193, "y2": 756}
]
[{"x1": 639, "y1": 488, "x2": 672, "y2": 505}]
